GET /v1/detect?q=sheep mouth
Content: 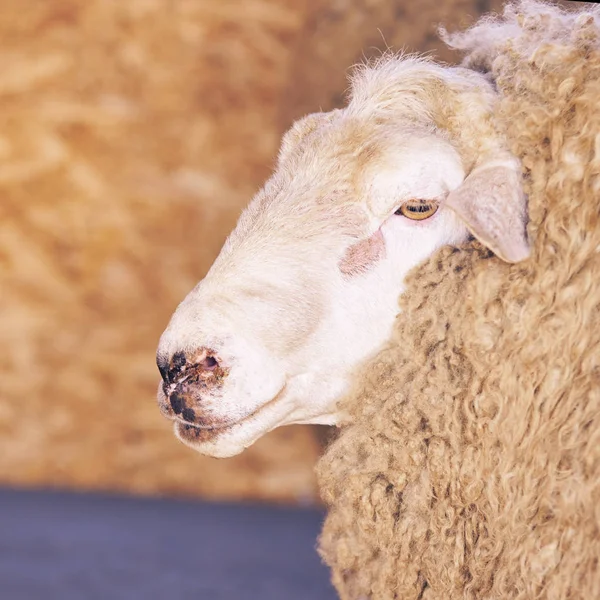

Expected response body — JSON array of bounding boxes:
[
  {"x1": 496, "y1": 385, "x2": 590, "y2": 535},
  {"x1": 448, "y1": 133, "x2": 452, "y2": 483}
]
[
  {"x1": 174, "y1": 418, "x2": 239, "y2": 444},
  {"x1": 157, "y1": 387, "x2": 246, "y2": 435},
  {"x1": 156, "y1": 381, "x2": 288, "y2": 447}
]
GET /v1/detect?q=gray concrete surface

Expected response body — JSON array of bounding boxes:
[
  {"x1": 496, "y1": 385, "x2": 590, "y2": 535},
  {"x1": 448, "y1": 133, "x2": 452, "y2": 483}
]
[{"x1": 0, "y1": 487, "x2": 337, "y2": 600}]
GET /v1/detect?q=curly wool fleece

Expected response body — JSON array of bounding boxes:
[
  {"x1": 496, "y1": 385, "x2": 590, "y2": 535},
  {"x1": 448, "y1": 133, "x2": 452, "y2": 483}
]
[{"x1": 317, "y1": 2, "x2": 600, "y2": 599}]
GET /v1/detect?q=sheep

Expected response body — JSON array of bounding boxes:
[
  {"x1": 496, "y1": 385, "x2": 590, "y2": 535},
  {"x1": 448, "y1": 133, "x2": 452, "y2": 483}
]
[
  {"x1": 317, "y1": 1, "x2": 600, "y2": 598},
  {"x1": 156, "y1": 42, "x2": 530, "y2": 460}
]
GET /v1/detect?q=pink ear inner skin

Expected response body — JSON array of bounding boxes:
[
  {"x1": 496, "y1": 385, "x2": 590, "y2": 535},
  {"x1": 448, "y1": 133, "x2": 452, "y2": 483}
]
[{"x1": 338, "y1": 228, "x2": 386, "y2": 277}]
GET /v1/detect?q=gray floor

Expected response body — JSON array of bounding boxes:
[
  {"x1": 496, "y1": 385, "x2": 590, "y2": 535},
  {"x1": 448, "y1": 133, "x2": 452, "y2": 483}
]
[{"x1": 0, "y1": 487, "x2": 337, "y2": 600}]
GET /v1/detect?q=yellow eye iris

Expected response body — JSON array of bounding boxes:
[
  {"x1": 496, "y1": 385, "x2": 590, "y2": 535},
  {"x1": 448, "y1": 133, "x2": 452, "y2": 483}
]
[{"x1": 395, "y1": 200, "x2": 439, "y2": 221}]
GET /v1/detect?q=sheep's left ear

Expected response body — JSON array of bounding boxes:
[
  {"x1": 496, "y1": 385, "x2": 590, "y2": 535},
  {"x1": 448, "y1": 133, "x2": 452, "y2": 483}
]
[{"x1": 445, "y1": 158, "x2": 531, "y2": 263}]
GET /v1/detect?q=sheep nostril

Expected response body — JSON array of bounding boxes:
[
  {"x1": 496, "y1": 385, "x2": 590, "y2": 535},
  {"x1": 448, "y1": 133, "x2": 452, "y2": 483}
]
[
  {"x1": 201, "y1": 356, "x2": 219, "y2": 370},
  {"x1": 157, "y1": 354, "x2": 169, "y2": 383}
]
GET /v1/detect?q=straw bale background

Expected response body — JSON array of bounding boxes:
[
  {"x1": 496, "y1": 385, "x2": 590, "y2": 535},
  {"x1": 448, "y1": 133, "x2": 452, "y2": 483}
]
[{"x1": 0, "y1": 0, "x2": 523, "y2": 504}]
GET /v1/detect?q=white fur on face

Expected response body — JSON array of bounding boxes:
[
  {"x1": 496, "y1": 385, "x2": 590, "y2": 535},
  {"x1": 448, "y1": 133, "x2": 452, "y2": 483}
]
[{"x1": 156, "y1": 115, "x2": 471, "y2": 457}]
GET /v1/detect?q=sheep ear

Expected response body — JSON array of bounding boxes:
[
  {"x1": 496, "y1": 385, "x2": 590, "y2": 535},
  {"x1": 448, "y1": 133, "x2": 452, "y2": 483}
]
[{"x1": 445, "y1": 159, "x2": 531, "y2": 263}]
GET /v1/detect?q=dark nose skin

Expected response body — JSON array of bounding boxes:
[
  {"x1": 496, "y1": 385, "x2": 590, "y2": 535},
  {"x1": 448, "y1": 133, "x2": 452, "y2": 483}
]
[
  {"x1": 169, "y1": 391, "x2": 196, "y2": 422},
  {"x1": 166, "y1": 350, "x2": 187, "y2": 384},
  {"x1": 157, "y1": 350, "x2": 220, "y2": 386},
  {"x1": 156, "y1": 349, "x2": 225, "y2": 425}
]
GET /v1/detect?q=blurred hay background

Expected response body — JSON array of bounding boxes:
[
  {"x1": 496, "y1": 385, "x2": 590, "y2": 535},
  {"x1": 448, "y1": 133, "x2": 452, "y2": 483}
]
[{"x1": 0, "y1": 0, "x2": 514, "y2": 504}]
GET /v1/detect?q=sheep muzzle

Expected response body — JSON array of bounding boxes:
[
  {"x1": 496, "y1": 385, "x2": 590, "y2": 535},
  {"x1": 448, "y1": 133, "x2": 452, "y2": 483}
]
[{"x1": 156, "y1": 347, "x2": 230, "y2": 426}]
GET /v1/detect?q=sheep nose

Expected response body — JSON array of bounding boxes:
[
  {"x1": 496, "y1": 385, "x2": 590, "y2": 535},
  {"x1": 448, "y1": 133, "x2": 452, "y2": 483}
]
[
  {"x1": 157, "y1": 350, "x2": 220, "y2": 386},
  {"x1": 156, "y1": 349, "x2": 225, "y2": 424}
]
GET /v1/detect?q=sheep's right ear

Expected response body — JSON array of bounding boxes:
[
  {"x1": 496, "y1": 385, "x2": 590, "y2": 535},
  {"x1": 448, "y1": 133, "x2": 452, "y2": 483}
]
[{"x1": 445, "y1": 158, "x2": 531, "y2": 263}]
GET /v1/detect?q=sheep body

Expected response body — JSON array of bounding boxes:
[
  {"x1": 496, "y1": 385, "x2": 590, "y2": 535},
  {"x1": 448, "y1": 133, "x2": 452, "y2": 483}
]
[{"x1": 317, "y1": 2, "x2": 600, "y2": 598}]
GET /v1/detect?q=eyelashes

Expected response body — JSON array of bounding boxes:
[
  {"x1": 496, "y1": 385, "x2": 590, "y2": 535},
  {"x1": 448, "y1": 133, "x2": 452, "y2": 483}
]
[{"x1": 394, "y1": 199, "x2": 439, "y2": 221}]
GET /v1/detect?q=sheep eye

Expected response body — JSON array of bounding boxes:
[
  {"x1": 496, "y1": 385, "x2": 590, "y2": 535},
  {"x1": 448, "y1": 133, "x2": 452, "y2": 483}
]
[{"x1": 394, "y1": 200, "x2": 439, "y2": 221}]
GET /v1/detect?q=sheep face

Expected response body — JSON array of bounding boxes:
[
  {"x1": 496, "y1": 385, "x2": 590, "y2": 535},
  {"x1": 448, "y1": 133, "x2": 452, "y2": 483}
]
[{"x1": 156, "y1": 57, "x2": 530, "y2": 458}]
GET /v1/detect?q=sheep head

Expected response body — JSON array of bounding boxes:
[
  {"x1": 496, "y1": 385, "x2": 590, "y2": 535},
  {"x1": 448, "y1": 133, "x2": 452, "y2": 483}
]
[{"x1": 156, "y1": 55, "x2": 530, "y2": 458}]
